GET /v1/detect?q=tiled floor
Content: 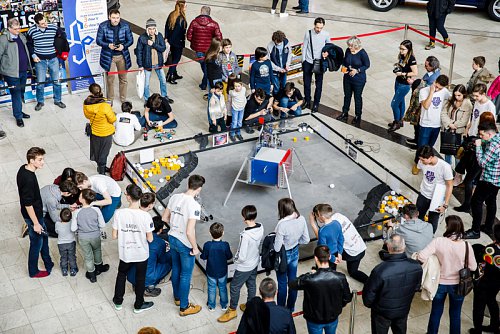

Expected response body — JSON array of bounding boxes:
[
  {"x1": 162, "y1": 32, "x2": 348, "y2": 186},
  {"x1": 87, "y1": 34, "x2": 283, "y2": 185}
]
[{"x1": 0, "y1": 0, "x2": 499, "y2": 333}]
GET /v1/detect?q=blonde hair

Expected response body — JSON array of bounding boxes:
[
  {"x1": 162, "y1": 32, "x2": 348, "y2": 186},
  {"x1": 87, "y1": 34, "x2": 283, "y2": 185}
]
[
  {"x1": 168, "y1": 0, "x2": 186, "y2": 31},
  {"x1": 346, "y1": 36, "x2": 361, "y2": 49}
]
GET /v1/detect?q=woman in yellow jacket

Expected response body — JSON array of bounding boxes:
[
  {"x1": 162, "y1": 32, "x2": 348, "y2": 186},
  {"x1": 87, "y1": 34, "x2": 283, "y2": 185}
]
[{"x1": 84, "y1": 83, "x2": 116, "y2": 174}]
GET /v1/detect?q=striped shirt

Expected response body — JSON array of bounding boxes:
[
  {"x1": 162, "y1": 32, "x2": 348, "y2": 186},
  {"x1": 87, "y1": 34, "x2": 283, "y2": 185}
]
[
  {"x1": 476, "y1": 133, "x2": 500, "y2": 187},
  {"x1": 27, "y1": 24, "x2": 58, "y2": 59}
]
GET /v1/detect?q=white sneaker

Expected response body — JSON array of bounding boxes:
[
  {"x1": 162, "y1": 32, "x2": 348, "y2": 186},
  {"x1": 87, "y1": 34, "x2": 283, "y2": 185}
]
[
  {"x1": 453, "y1": 173, "x2": 463, "y2": 187},
  {"x1": 270, "y1": 9, "x2": 276, "y2": 14},
  {"x1": 279, "y1": 12, "x2": 288, "y2": 17}
]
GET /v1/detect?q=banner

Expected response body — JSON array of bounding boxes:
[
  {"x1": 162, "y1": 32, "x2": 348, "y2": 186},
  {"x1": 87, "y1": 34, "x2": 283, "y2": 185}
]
[
  {"x1": 287, "y1": 44, "x2": 303, "y2": 79},
  {"x1": 62, "y1": 0, "x2": 106, "y2": 92}
]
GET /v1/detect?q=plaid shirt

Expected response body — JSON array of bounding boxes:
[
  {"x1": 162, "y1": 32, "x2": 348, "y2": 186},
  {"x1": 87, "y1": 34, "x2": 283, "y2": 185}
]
[{"x1": 476, "y1": 133, "x2": 500, "y2": 187}]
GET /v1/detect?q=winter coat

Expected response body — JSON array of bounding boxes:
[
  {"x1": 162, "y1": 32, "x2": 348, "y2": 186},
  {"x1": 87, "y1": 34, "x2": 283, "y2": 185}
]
[
  {"x1": 165, "y1": 14, "x2": 187, "y2": 48},
  {"x1": 413, "y1": 253, "x2": 440, "y2": 301},
  {"x1": 83, "y1": 96, "x2": 116, "y2": 137},
  {"x1": 266, "y1": 39, "x2": 292, "y2": 72},
  {"x1": 321, "y1": 43, "x2": 344, "y2": 72},
  {"x1": 427, "y1": 0, "x2": 455, "y2": 18},
  {"x1": 217, "y1": 51, "x2": 241, "y2": 81},
  {"x1": 96, "y1": 20, "x2": 133, "y2": 71},
  {"x1": 186, "y1": 15, "x2": 222, "y2": 53},
  {"x1": 440, "y1": 98, "x2": 473, "y2": 134},
  {"x1": 234, "y1": 223, "x2": 264, "y2": 272},
  {"x1": 487, "y1": 75, "x2": 500, "y2": 100},
  {"x1": 260, "y1": 232, "x2": 287, "y2": 275},
  {"x1": 363, "y1": 253, "x2": 423, "y2": 320},
  {"x1": 466, "y1": 67, "x2": 495, "y2": 95},
  {"x1": 135, "y1": 32, "x2": 166, "y2": 69},
  {"x1": 0, "y1": 30, "x2": 32, "y2": 78}
]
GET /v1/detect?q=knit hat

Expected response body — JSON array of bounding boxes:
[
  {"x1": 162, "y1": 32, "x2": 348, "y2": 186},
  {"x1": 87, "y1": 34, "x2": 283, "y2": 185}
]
[{"x1": 146, "y1": 18, "x2": 156, "y2": 28}]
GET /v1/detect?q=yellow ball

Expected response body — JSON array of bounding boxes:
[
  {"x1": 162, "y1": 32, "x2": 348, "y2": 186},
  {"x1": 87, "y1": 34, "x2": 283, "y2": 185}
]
[{"x1": 377, "y1": 225, "x2": 383, "y2": 231}]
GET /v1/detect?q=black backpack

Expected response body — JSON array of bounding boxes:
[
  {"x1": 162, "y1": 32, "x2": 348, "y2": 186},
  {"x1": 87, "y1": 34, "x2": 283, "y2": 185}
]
[{"x1": 261, "y1": 233, "x2": 278, "y2": 276}]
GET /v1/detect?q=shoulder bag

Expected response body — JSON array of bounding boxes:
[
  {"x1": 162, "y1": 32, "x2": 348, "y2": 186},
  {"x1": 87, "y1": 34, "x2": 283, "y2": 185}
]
[
  {"x1": 309, "y1": 30, "x2": 322, "y2": 74},
  {"x1": 457, "y1": 241, "x2": 474, "y2": 297},
  {"x1": 440, "y1": 108, "x2": 462, "y2": 156},
  {"x1": 85, "y1": 112, "x2": 97, "y2": 137}
]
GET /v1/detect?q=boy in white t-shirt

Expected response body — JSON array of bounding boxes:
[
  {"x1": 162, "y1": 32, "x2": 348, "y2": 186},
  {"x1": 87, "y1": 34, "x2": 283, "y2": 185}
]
[
  {"x1": 413, "y1": 75, "x2": 451, "y2": 175},
  {"x1": 467, "y1": 83, "x2": 497, "y2": 137},
  {"x1": 75, "y1": 172, "x2": 122, "y2": 225},
  {"x1": 162, "y1": 175, "x2": 205, "y2": 316},
  {"x1": 112, "y1": 184, "x2": 155, "y2": 314},
  {"x1": 113, "y1": 102, "x2": 142, "y2": 147},
  {"x1": 416, "y1": 145, "x2": 454, "y2": 233}
]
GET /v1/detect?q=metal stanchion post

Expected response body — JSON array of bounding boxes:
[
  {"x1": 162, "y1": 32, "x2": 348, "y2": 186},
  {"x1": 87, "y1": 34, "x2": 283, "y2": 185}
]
[
  {"x1": 102, "y1": 72, "x2": 108, "y2": 98},
  {"x1": 348, "y1": 290, "x2": 357, "y2": 334},
  {"x1": 448, "y1": 43, "x2": 456, "y2": 83},
  {"x1": 64, "y1": 60, "x2": 72, "y2": 95},
  {"x1": 404, "y1": 24, "x2": 409, "y2": 40}
]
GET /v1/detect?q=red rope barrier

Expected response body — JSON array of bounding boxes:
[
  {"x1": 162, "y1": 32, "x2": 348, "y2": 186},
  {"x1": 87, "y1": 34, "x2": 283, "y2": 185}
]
[
  {"x1": 331, "y1": 26, "x2": 405, "y2": 41},
  {"x1": 407, "y1": 26, "x2": 453, "y2": 46}
]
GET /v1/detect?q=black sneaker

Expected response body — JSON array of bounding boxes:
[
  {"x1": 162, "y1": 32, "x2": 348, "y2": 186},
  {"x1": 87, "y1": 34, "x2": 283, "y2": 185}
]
[
  {"x1": 166, "y1": 97, "x2": 174, "y2": 104},
  {"x1": 405, "y1": 138, "x2": 417, "y2": 145},
  {"x1": 34, "y1": 102, "x2": 44, "y2": 111},
  {"x1": 229, "y1": 135, "x2": 237, "y2": 142},
  {"x1": 464, "y1": 229, "x2": 480, "y2": 239},
  {"x1": 292, "y1": 5, "x2": 300, "y2": 9},
  {"x1": 236, "y1": 134, "x2": 244, "y2": 141},
  {"x1": 70, "y1": 268, "x2": 78, "y2": 276},
  {"x1": 134, "y1": 301, "x2": 154, "y2": 314},
  {"x1": 144, "y1": 287, "x2": 162, "y2": 297},
  {"x1": 62, "y1": 269, "x2": 68, "y2": 276},
  {"x1": 54, "y1": 101, "x2": 66, "y2": 108},
  {"x1": 245, "y1": 126, "x2": 255, "y2": 134},
  {"x1": 0, "y1": 130, "x2": 6, "y2": 140}
]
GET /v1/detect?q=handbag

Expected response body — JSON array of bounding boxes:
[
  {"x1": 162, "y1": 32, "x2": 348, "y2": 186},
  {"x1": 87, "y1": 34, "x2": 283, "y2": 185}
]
[
  {"x1": 439, "y1": 129, "x2": 462, "y2": 155},
  {"x1": 309, "y1": 30, "x2": 322, "y2": 74},
  {"x1": 136, "y1": 70, "x2": 145, "y2": 99},
  {"x1": 85, "y1": 112, "x2": 97, "y2": 137},
  {"x1": 457, "y1": 241, "x2": 474, "y2": 297}
]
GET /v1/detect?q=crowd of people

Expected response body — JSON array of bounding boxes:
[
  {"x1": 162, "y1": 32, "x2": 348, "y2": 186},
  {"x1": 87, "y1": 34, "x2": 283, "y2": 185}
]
[{"x1": 3, "y1": 1, "x2": 500, "y2": 334}]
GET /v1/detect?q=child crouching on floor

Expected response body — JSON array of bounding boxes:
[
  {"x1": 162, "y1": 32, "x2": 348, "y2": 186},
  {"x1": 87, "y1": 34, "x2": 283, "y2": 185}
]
[{"x1": 71, "y1": 189, "x2": 110, "y2": 283}]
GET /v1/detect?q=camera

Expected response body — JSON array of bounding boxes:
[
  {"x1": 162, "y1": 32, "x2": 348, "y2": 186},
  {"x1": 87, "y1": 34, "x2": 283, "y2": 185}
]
[{"x1": 392, "y1": 63, "x2": 403, "y2": 74}]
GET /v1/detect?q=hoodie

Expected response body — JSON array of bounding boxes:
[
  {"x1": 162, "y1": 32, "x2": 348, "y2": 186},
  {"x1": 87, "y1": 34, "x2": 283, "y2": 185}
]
[
  {"x1": 234, "y1": 223, "x2": 264, "y2": 272},
  {"x1": 395, "y1": 218, "x2": 434, "y2": 258},
  {"x1": 83, "y1": 96, "x2": 116, "y2": 137}
]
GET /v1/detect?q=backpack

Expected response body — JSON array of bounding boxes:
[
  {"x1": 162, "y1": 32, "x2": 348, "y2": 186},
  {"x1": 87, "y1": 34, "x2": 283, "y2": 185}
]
[
  {"x1": 110, "y1": 151, "x2": 126, "y2": 181},
  {"x1": 54, "y1": 30, "x2": 70, "y2": 61}
]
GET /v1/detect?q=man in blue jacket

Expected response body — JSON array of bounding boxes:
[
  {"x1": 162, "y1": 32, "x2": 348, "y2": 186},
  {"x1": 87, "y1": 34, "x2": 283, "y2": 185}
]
[
  {"x1": 127, "y1": 217, "x2": 172, "y2": 297},
  {"x1": 135, "y1": 19, "x2": 173, "y2": 105},
  {"x1": 96, "y1": 9, "x2": 133, "y2": 103}
]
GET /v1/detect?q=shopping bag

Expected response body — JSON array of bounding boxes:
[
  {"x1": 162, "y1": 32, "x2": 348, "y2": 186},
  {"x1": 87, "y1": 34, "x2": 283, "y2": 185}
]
[
  {"x1": 136, "y1": 70, "x2": 145, "y2": 99},
  {"x1": 439, "y1": 130, "x2": 462, "y2": 156}
]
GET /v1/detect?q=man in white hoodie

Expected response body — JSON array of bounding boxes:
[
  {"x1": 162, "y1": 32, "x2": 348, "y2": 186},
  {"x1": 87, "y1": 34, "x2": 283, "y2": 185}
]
[{"x1": 217, "y1": 205, "x2": 264, "y2": 323}]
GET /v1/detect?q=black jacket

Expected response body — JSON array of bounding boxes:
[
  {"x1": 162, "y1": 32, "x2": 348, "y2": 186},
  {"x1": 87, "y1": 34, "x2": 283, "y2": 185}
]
[
  {"x1": 261, "y1": 232, "x2": 287, "y2": 275},
  {"x1": 321, "y1": 43, "x2": 344, "y2": 72},
  {"x1": 165, "y1": 14, "x2": 187, "y2": 48},
  {"x1": 363, "y1": 253, "x2": 423, "y2": 320},
  {"x1": 289, "y1": 268, "x2": 352, "y2": 324},
  {"x1": 427, "y1": 0, "x2": 455, "y2": 18}
]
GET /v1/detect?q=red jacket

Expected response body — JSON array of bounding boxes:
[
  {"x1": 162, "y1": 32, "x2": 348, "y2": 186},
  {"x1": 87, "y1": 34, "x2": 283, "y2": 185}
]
[{"x1": 187, "y1": 15, "x2": 222, "y2": 53}]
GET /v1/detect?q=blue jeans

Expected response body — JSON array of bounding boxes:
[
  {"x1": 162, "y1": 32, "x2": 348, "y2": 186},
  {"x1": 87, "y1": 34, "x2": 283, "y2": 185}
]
[
  {"x1": 279, "y1": 97, "x2": 302, "y2": 117},
  {"x1": 306, "y1": 319, "x2": 338, "y2": 334},
  {"x1": 95, "y1": 193, "x2": 121, "y2": 223},
  {"x1": 35, "y1": 57, "x2": 61, "y2": 103},
  {"x1": 391, "y1": 81, "x2": 410, "y2": 121},
  {"x1": 277, "y1": 246, "x2": 299, "y2": 311},
  {"x1": 207, "y1": 275, "x2": 228, "y2": 309},
  {"x1": 139, "y1": 113, "x2": 178, "y2": 129},
  {"x1": 25, "y1": 217, "x2": 54, "y2": 277},
  {"x1": 195, "y1": 51, "x2": 207, "y2": 89},
  {"x1": 230, "y1": 108, "x2": 244, "y2": 136},
  {"x1": 272, "y1": 71, "x2": 287, "y2": 95},
  {"x1": 144, "y1": 67, "x2": 168, "y2": 101},
  {"x1": 427, "y1": 284, "x2": 464, "y2": 334},
  {"x1": 299, "y1": 0, "x2": 309, "y2": 12},
  {"x1": 4, "y1": 72, "x2": 27, "y2": 120},
  {"x1": 169, "y1": 236, "x2": 195, "y2": 309}
]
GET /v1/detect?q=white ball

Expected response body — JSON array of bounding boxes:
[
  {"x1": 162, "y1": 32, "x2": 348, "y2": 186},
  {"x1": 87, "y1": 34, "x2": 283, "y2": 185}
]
[
  {"x1": 329, "y1": 183, "x2": 335, "y2": 189},
  {"x1": 159, "y1": 178, "x2": 164, "y2": 183},
  {"x1": 390, "y1": 191, "x2": 396, "y2": 196},
  {"x1": 157, "y1": 205, "x2": 164, "y2": 211},
  {"x1": 154, "y1": 159, "x2": 159, "y2": 163},
  {"x1": 308, "y1": 128, "x2": 314, "y2": 133},
  {"x1": 180, "y1": 163, "x2": 185, "y2": 168},
  {"x1": 298, "y1": 128, "x2": 303, "y2": 132},
  {"x1": 384, "y1": 196, "x2": 389, "y2": 201},
  {"x1": 382, "y1": 200, "x2": 387, "y2": 205},
  {"x1": 148, "y1": 172, "x2": 153, "y2": 177},
  {"x1": 369, "y1": 233, "x2": 375, "y2": 238}
]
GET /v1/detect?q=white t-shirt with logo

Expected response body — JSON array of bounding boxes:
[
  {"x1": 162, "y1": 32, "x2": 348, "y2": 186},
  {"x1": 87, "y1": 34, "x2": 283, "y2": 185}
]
[
  {"x1": 89, "y1": 175, "x2": 122, "y2": 198},
  {"x1": 113, "y1": 113, "x2": 141, "y2": 147},
  {"x1": 417, "y1": 158, "x2": 453, "y2": 200},
  {"x1": 112, "y1": 208, "x2": 154, "y2": 262},
  {"x1": 332, "y1": 212, "x2": 366, "y2": 257},
  {"x1": 468, "y1": 100, "x2": 496, "y2": 136},
  {"x1": 167, "y1": 193, "x2": 201, "y2": 248},
  {"x1": 419, "y1": 86, "x2": 451, "y2": 128}
]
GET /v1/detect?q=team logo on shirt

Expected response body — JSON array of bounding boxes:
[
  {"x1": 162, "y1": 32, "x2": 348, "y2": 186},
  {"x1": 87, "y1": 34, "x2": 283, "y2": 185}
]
[
  {"x1": 194, "y1": 210, "x2": 200, "y2": 216},
  {"x1": 425, "y1": 171, "x2": 435, "y2": 183},
  {"x1": 150, "y1": 223, "x2": 154, "y2": 228},
  {"x1": 260, "y1": 64, "x2": 269, "y2": 77},
  {"x1": 432, "y1": 97, "x2": 441, "y2": 107},
  {"x1": 119, "y1": 117, "x2": 130, "y2": 123},
  {"x1": 473, "y1": 109, "x2": 480, "y2": 119}
]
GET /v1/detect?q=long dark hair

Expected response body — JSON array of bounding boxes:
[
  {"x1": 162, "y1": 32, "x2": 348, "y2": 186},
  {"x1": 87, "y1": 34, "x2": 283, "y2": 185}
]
[
  {"x1": 447, "y1": 84, "x2": 467, "y2": 110},
  {"x1": 205, "y1": 37, "x2": 222, "y2": 63},
  {"x1": 278, "y1": 198, "x2": 300, "y2": 220},
  {"x1": 398, "y1": 40, "x2": 414, "y2": 66},
  {"x1": 443, "y1": 215, "x2": 465, "y2": 239}
]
